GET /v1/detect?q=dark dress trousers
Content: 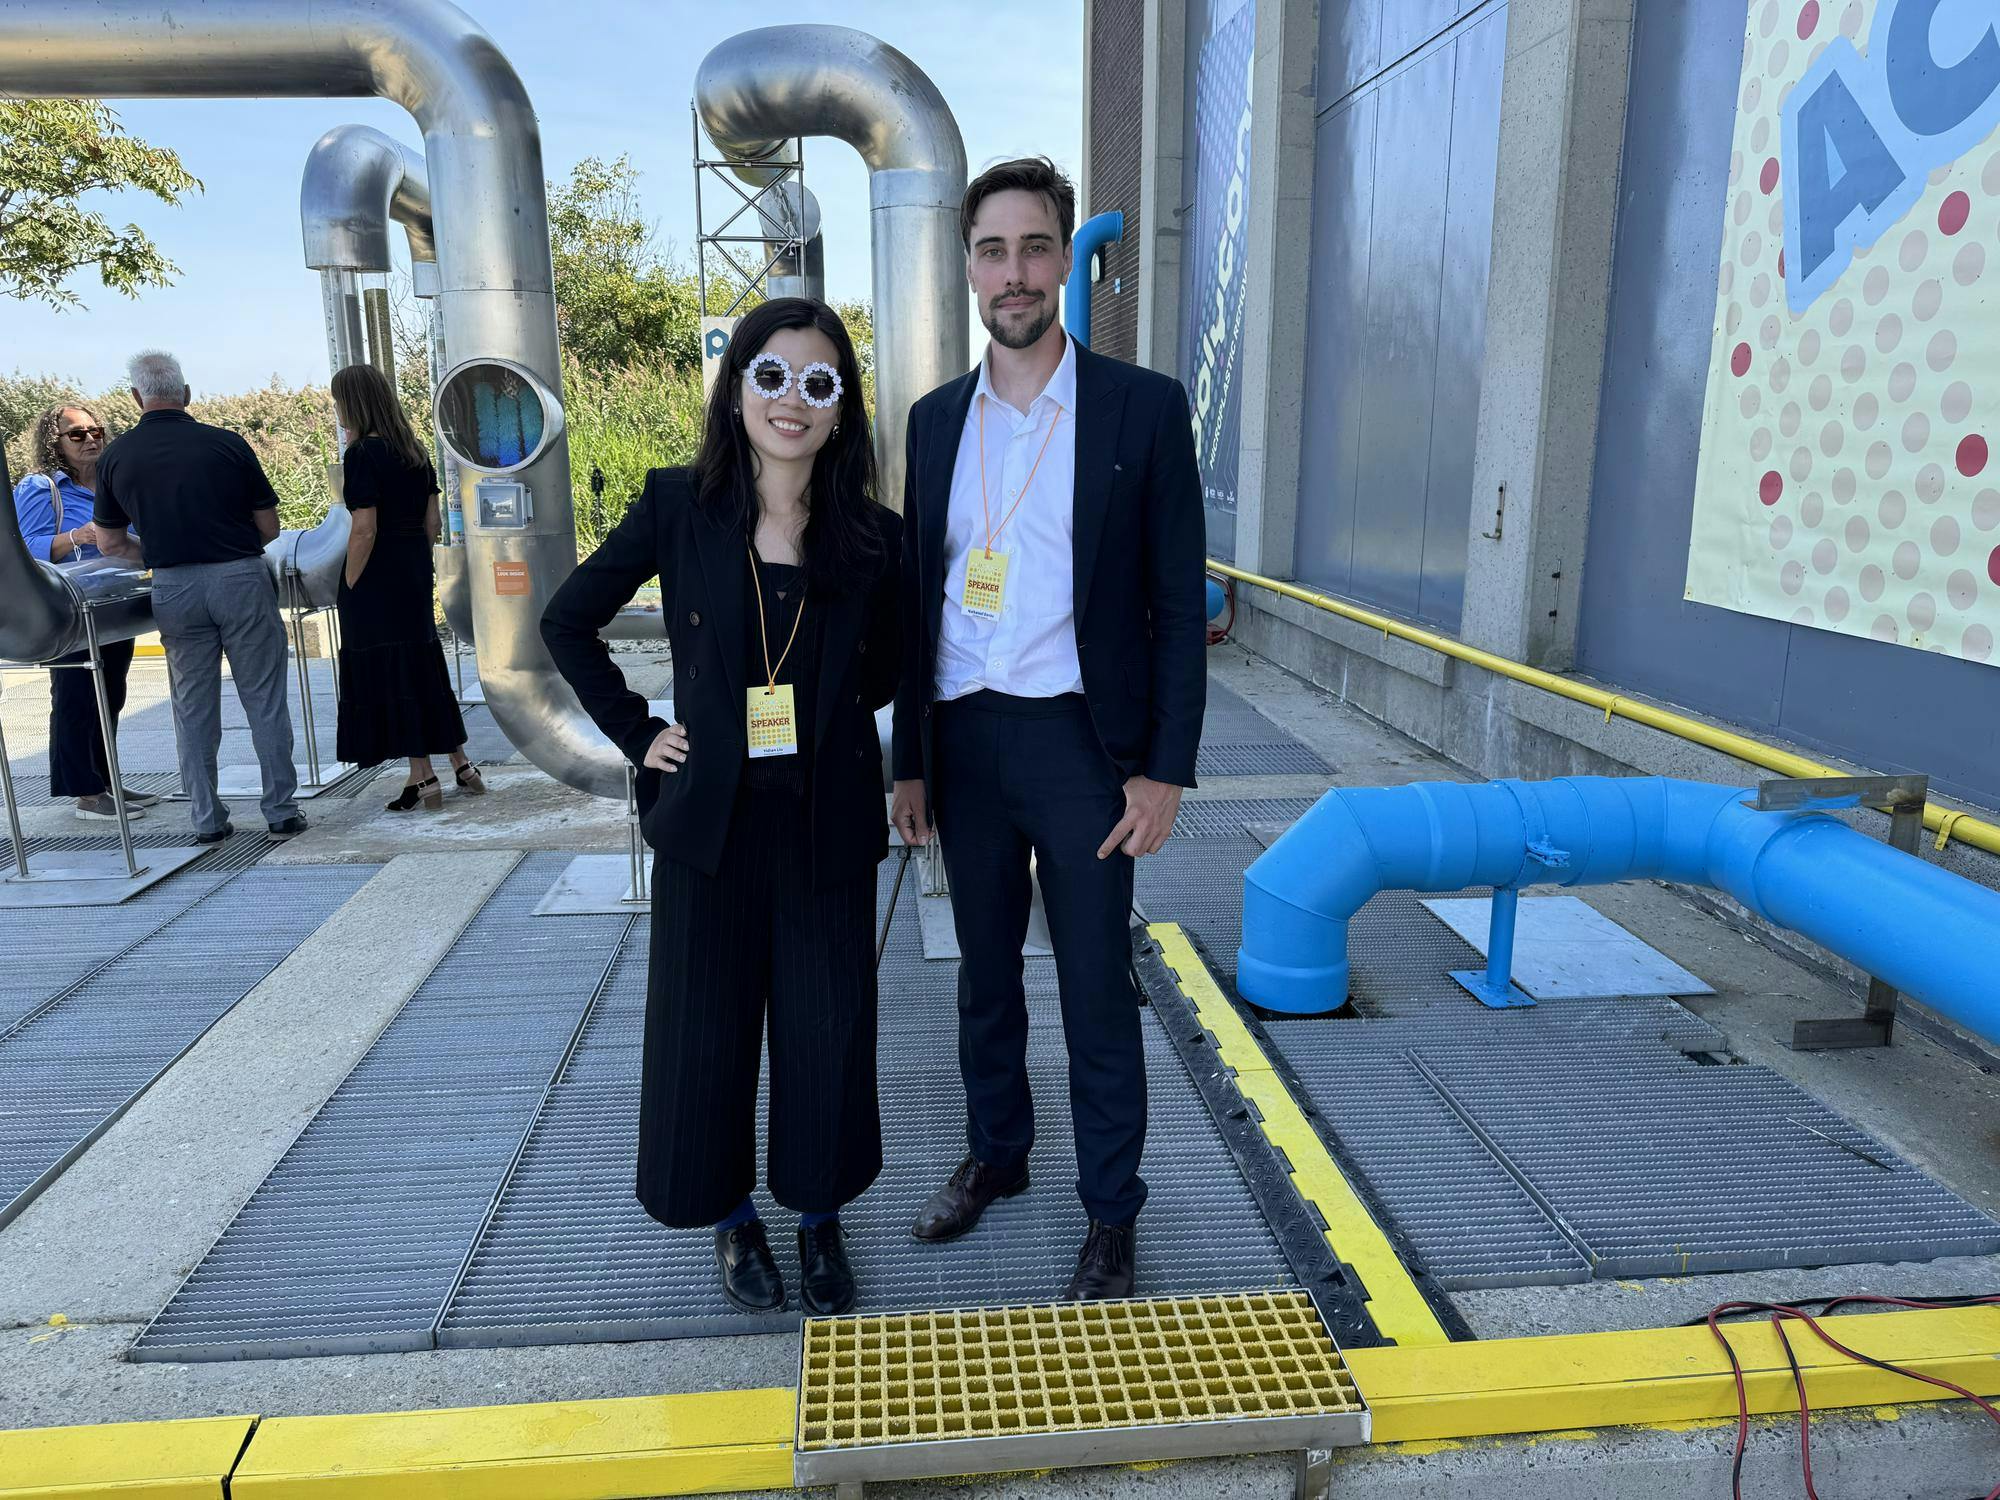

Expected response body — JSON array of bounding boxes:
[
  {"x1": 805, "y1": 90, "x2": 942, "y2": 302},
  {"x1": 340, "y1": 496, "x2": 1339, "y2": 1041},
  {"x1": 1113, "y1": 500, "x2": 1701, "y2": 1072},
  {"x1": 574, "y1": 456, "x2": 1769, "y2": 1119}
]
[
  {"x1": 542, "y1": 467, "x2": 901, "y2": 1226},
  {"x1": 891, "y1": 344, "x2": 1207, "y2": 1227}
]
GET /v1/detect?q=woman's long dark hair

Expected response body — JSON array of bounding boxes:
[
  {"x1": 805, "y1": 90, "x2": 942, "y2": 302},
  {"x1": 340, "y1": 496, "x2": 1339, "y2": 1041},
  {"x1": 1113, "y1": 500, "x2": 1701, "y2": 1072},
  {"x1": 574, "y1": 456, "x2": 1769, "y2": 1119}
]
[
  {"x1": 331, "y1": 363, "x2": 429, "y2": 470},
  {"x1": 694, "y1": 297, "x2": 880, "y2": 595}
]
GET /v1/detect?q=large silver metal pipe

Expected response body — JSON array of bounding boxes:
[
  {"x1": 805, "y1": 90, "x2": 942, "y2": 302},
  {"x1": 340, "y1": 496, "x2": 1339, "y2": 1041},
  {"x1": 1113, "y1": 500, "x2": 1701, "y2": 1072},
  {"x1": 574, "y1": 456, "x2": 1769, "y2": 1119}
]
[
  {"x1": 696, "y1": 24, "x2": 969, "y2": 510},
  {"x1": 303, "y1": 124, "x2": 435, "y2": 274},
  {"x1": 0, "y1": 468, "x2": 154, "y2": 664},
  {"x1": 0, "y1": 0, "x2": 625, "y2": 796}
]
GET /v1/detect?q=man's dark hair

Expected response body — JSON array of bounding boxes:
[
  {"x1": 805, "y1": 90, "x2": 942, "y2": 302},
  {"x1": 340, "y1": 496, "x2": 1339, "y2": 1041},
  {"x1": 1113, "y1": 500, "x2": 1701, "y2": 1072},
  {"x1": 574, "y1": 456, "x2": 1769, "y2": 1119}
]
[{"x1": 960, "y1": 157, "x2": 1077, "y2": 251}]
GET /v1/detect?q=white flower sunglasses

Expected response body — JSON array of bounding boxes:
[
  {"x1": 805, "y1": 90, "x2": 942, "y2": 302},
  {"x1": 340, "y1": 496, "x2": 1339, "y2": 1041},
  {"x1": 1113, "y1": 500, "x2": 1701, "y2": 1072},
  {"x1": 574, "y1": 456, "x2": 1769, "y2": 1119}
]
[{"x1": 744, "y1": 351, "x2": 844, "y2": 410}]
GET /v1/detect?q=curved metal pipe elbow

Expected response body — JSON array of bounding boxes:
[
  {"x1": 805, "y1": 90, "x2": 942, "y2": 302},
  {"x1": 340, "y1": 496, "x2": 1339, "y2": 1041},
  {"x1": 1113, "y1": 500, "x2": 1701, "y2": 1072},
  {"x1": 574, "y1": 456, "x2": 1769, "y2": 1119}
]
[
  {"x1": 695, "y1": 24, "x2": 969, "y2": 511},
  {"x1": 302, "y1": 124, "x2": 434, "y2": 272},
  {"x1": 696, "y1": 26, "x2": 966, "y2": 179}
]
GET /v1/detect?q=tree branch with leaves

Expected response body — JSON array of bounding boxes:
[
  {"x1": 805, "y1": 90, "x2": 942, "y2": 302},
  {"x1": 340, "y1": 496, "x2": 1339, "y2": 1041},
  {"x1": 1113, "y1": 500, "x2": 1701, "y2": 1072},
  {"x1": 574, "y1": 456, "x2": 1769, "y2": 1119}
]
[{"x1": 0, "y1": 98, "x2": 201, "y2": 308}]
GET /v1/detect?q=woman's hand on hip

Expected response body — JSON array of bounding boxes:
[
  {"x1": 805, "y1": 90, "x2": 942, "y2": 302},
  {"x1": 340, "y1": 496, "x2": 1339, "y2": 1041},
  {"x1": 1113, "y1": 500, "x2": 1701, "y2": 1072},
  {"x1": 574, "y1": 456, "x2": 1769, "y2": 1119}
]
[{"x1": 645, "y1": 722, "x2": 691, "y2": 773}]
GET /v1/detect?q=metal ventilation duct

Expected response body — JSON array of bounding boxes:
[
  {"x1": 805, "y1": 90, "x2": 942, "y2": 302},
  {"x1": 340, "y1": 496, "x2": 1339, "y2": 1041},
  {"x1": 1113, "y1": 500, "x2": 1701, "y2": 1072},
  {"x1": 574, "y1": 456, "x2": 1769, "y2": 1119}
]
[
  {"x1": 696, "y1": 24, "x2": 970, "y2": 510},
  {"x1": 0, "y1": 0, "x2": 625, "y2": 794}
]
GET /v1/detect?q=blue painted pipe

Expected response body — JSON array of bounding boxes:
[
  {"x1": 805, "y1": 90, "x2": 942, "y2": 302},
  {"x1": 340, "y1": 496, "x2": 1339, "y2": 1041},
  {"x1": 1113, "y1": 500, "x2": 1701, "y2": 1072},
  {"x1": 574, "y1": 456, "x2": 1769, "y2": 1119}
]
[
  {"x1": 1237, "y1": 777, "x2": 2000, "y2": 1045},
  {"x1": 1063, "y1": 211, "x2": 1125, "y2": 347}
]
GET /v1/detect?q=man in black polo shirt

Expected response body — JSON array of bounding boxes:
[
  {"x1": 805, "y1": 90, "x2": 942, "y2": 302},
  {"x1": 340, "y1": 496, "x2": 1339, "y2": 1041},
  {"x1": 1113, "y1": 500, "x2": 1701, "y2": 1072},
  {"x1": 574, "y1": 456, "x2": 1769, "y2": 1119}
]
[{"x1": 95, "y1": 350, "x2": 305, "y2": 842}]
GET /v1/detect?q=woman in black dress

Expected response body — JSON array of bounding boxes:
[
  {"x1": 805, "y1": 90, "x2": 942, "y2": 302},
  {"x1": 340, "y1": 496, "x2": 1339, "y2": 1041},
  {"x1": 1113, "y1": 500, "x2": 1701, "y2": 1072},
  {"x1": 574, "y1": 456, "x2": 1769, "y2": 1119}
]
[
  {"x1": 329, "y1": 363, "x2": 481, "y2": 809},
  {"x1": 541, "y1": 298, "x2": 899, "y2": 1317}
]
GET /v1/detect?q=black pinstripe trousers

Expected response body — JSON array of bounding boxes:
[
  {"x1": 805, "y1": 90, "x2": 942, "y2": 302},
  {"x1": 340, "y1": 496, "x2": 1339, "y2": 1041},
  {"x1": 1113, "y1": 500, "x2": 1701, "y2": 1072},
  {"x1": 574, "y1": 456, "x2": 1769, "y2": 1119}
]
[{"x1": 637, "y1": 784, "x2": 883, "y2": 1228}]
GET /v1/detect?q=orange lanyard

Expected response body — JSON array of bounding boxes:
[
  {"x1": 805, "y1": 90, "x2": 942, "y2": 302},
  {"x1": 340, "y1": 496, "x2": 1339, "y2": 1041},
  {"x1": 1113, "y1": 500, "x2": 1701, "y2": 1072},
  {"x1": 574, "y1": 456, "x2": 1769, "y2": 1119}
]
[
  {"x1": 977, "y1": 395, "x2": 1063, "y2": 558},
  {"x1": 746, "y1": 542, "x2": 807, "y2": 692}
]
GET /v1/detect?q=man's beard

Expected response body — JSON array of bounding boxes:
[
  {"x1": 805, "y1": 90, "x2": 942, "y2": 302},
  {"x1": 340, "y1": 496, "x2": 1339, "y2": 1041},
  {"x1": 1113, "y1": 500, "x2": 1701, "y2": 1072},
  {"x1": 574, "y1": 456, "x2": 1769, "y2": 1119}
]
[{"x1": 982, "y1": 291, "x2": 1057, "y2": 350}]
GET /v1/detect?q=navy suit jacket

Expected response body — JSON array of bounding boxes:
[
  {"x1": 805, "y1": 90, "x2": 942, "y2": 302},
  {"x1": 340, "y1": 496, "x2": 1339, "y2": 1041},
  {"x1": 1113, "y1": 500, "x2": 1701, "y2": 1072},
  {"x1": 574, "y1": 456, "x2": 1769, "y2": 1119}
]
[{"x1": 891, "y1": 343, "x2": 1207, "y2": 792}]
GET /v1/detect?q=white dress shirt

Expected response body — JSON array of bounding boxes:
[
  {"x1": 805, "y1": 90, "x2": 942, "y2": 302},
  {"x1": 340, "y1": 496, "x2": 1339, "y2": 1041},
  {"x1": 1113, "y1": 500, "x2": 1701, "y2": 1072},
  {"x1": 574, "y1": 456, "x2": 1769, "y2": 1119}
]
[{"x1": 935, "y1": 334, "x2": 1082, "y2": 702}]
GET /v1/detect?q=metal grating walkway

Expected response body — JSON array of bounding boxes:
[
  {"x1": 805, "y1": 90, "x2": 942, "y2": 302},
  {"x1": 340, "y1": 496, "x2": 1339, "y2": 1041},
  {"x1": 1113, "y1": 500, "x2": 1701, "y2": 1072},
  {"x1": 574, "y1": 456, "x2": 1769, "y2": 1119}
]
[
  {"x1": 132, "y1": 854, "x2": 631, "y2": 1361},
  {"x1": 1156, "y1": 795, "x2": 2000, "y2": 1287},
  {"x1": 1193, "y1": 683, "x2": 1334, "y2": 781},
  {"x1": 18, "y1": 830, "x2": 286, "y2": 875},
  {"x1": 0, "y1": 864, "x2": 374, "y2": 1231},
  {"x1": 140, "y1": 856, "x2": 1296, "y2": 1359}
]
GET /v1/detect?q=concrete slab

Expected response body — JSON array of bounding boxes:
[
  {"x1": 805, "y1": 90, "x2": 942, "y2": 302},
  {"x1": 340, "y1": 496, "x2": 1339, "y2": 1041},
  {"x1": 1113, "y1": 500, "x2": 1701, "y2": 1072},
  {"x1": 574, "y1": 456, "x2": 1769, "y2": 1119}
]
[
  {"x1": 1421, "y1": 894, "x2": 1715, "y2": 999},
  {"x1": 0, "y1": 845, "x2": 205, "y2": 906},
  {"x1": 0, "y1": 850, "x2": 517, "y2": 1329}
]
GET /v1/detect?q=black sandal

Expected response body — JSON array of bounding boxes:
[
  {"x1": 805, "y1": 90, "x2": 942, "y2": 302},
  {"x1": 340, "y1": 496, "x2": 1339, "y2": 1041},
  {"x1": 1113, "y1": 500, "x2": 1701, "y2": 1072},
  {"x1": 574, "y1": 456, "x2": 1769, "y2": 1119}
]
[
  {"x1": 454, "y1": 763, "x2": 487, "y2": 796},
  {"x1": 387, "y1": 776, "x2": 442, "y2": 812}
]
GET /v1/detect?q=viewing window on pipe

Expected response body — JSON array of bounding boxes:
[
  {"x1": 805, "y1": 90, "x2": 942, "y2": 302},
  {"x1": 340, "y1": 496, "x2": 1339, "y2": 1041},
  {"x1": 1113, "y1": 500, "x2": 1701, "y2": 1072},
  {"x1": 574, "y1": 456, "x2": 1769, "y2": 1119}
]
[{"x1": 435, "y1": 358, "x2": 563, "y2": 474}]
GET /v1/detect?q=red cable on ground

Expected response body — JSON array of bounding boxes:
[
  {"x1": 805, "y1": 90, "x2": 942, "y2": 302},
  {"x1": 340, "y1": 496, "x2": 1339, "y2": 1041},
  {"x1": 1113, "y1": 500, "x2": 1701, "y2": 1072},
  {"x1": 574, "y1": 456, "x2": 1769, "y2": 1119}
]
[{"x1": 1703, "y1": 1293, "x2": 2000, "y2": 1499}]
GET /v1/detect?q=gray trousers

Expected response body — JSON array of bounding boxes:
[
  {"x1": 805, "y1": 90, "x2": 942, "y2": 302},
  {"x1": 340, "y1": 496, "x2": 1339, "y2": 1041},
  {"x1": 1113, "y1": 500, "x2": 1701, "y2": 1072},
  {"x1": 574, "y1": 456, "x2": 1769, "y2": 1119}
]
[{"x1": 151, "y1": 556, "x2": 300, "y2": 833}]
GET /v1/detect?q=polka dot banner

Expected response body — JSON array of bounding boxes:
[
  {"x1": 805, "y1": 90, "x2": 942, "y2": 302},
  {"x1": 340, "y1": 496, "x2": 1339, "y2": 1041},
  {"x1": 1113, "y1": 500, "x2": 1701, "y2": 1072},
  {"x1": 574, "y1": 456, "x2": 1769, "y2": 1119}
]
[{"x1": 1686, "y1": 0, "x2": 1999, "y2": 668}]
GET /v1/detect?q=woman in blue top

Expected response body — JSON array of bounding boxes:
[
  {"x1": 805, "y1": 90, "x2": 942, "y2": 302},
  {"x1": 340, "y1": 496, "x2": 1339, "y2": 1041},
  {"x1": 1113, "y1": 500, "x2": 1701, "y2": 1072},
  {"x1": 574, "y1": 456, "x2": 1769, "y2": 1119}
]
[{"x1": 10, "y1": 404, "x2": 159, "y2": 821}]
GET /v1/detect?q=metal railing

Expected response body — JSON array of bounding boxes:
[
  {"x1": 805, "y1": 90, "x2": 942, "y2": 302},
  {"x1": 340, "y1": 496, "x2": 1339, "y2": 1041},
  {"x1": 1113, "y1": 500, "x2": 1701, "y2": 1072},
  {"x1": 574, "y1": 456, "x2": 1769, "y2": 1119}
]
[{"x1": 1210, "y1": 560, "x2": 2000, "y2": 859}]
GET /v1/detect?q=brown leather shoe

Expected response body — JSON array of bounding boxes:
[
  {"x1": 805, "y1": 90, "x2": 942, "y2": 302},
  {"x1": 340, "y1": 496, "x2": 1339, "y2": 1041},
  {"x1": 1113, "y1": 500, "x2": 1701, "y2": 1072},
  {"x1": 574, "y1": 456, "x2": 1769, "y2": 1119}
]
[
  {"x1": 1061, "y1": 1220, "x2": 1136, "y2": 1301},
  {"x1": 910, "y1": 1154, "x2": 1029, "y2": 1242}
]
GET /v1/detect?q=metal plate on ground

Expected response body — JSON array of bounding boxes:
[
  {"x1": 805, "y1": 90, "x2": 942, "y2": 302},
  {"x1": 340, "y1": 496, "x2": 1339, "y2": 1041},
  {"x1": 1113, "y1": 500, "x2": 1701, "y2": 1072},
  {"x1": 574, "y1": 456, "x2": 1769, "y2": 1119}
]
[
  {"x1": 916, "y1": 889, "x2": 1051, "y2": 959},
  {"x1": 212, "y1": 761, "x2": 360, "y2": 801},
  {"x1": 0, "y1": 844, "x2": 207, "y2": 907},
  {"x1": 533, "y1": 853, "x2": 648, "y2": 915},
  {"x1": 1420, "y1": 895, "x2": 1715, "y2": 999},
  {"x1": 794, "y1": 1291, "x2": 1367, "y2": 1485}
]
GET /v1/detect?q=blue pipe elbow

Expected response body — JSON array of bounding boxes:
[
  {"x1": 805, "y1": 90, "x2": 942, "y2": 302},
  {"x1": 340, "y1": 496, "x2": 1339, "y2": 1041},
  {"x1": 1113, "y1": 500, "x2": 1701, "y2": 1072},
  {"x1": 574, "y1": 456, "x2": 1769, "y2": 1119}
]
[
  {"x1": 1064, "y1": 211, "x2": 1125, "y2": 348},
  {"x1": 1236, "y1": 775, "x2": 2000, "y2": 1044}
]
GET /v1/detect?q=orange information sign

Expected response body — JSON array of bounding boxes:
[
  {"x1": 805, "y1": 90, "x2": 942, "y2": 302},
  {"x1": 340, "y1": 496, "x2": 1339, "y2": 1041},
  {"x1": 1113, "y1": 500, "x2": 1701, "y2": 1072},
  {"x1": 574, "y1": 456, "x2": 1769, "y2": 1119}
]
[{"x1": 493, "y1": 561, "x2": 530, "y2": 597}]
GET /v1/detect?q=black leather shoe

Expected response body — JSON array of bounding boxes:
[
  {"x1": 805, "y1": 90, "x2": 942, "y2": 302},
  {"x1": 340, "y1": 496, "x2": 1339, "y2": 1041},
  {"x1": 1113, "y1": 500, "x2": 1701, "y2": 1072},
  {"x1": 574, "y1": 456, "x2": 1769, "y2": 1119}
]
[
  {"x1": 193, "y1": 822, "x2": 234, "y2": 846},
  {"x1": 798, "y1": 1220, "x2": 856, "y2": 1315},
  {"x1": 267, "y1": 815, "x2": 309, "y2": 839},
  {"x1": 714, "y1": 1221, "x2": 786, "y2": 1313},
  {"x1": 910, "y1": 1155, "x2": 1029, "y2": 1242},
  {"x1": 1061, "y1": 1220, "x2": 1136, "y2": 1301}
]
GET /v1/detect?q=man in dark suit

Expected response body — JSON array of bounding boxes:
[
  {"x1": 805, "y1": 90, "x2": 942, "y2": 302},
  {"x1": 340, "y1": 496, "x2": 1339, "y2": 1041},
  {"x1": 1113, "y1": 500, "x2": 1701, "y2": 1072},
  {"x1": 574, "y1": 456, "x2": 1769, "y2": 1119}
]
[{"x1": 891, "y1": 157, "x2": 1206, "y2": 1300}]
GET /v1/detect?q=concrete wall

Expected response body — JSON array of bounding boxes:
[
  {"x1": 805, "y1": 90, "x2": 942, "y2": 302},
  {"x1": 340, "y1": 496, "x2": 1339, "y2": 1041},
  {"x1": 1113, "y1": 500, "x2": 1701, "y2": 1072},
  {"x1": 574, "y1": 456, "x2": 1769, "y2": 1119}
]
[
  {"x1": 1572, "y1": 0, "x2": 2000, "y2": 813},
  {"x1": 1084, "y1": 0, "x2": 1145, "y2": 362}
]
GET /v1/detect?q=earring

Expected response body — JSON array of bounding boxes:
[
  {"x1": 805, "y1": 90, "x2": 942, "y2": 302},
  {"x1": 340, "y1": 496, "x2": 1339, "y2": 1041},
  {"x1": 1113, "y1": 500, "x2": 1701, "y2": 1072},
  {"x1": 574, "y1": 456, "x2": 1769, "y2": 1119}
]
[{"x1": 833, "y1": 423, "x2": 842, "y2": 436}]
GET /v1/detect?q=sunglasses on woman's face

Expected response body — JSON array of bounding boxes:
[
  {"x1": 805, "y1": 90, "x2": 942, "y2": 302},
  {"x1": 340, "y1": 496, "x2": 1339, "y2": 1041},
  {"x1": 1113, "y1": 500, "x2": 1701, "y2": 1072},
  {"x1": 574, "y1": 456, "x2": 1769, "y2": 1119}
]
[
  {"x1": 62, "y1": 426, "x2": 106, "y2": 442},
  {"x1": 745, "y1": 351, "x2": 843, "y2": 409}
]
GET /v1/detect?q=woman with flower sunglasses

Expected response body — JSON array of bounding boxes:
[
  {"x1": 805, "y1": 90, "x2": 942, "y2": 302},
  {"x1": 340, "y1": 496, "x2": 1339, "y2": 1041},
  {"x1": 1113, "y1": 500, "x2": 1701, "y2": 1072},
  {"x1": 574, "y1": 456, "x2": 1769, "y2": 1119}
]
[
  {"x1": 10, "y1": 404, "x2": 161, "y2": 822},
  {"x1": 543, "y1": 298, "x2": 899, "y2": 1318}
]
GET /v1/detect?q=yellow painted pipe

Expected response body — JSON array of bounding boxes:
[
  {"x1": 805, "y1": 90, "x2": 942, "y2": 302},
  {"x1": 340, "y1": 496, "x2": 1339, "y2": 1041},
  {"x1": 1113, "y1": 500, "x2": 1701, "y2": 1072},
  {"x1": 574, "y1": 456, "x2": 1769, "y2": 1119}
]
[{"x1": 1210, "y1": 560, "x2": 2000, "y2": 859}]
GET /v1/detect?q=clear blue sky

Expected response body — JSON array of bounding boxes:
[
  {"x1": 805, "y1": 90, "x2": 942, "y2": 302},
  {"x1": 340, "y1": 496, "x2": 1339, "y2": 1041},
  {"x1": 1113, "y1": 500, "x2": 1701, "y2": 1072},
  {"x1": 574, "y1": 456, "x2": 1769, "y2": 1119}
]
[{"x1": 8, "y1": 0, "x2": 1084, "y2": 395}]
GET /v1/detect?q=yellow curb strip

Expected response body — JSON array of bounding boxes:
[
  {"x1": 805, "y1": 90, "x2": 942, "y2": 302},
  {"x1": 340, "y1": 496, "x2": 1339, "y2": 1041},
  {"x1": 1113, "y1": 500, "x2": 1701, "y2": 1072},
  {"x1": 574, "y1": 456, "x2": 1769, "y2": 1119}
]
[
  {"x1": 1348, "y1": 1306, "x2": 2000, "y2": 1443},
  {"x1": 0, "y1": 1414, "x2": 254, "y2": 1499},
  {"x1": 1147, "y1": 922, "x2": 1449, "y2": 1350},
  {"x1": 228, "y1": 1390, "x2": 794, "y2": 1500}
]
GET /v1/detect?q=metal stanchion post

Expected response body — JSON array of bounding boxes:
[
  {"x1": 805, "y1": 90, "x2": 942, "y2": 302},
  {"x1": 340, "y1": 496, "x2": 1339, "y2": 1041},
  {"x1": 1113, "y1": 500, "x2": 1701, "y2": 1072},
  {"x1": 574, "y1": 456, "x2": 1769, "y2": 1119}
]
[
  {"x1": 82, "y1": 607, "x2": 143, "y2": 879},
  {"x1": 626, "y1": 763, "x2": 649, "y2": 905},
  {"x1": 0, "y1": 716, "x2": 30, "y2": 881},
  {"x1": 325, "y1": 602, "x2": 343, "y2": 710},
  {"x1": 288, "y1": 574, "x2": 323, "y2": 788}
]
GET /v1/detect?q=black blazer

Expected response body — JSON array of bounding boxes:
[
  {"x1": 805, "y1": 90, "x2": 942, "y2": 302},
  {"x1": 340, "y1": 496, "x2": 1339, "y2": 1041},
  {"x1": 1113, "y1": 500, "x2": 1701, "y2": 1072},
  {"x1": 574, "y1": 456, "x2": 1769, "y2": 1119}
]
[
  {"x1": 891, "y1": 342, "x2": 1207, "y2": 791},
  {"x1": 542, "y1": 467, "x2": 901, "y2": 884}
]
